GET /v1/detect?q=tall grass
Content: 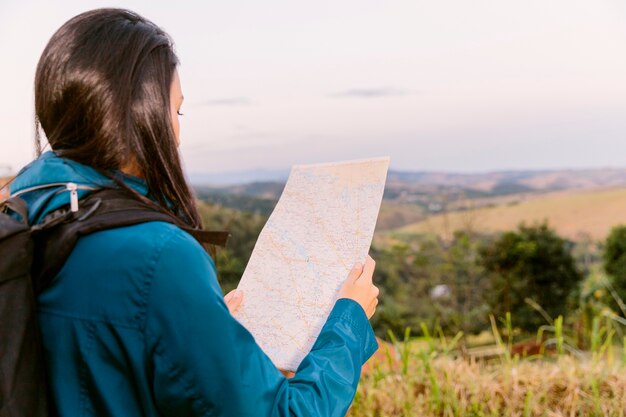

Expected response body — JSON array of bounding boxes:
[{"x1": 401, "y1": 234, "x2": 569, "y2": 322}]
[{"x1": 350, "y1": 312, "x2": 626, "y2": 417}]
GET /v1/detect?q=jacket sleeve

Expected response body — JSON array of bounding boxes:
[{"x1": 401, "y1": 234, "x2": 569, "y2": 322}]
[{"x1": 143, "y1": 228, "x2": 379, "y2": 417}]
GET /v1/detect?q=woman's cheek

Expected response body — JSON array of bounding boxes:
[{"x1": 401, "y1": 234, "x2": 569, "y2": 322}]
[{"x1": 171, "y1": 109, "x2": 180, "y2": 146}]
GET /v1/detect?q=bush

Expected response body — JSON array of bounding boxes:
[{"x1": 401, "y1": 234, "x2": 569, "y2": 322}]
[
  {"x1": 480, "y1": 223, "x2": 583, "y2": 331},
  {"x1": 603, "y1": 225, "x2": 626, "y2": 315}
]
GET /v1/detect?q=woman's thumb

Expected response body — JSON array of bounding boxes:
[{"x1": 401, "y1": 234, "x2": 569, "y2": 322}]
[{"x1": 347, "y1": 262, "x2": 364, "y2": 283}]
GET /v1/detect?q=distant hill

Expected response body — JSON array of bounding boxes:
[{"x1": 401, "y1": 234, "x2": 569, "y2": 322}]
[
  {"x1": 194, "y1": 182, "x2": 283, "y2": 216},
  {"x1": 192, "y1": 168, "x2": 626, "y2": 238},
  {"x1": 396, "y1": 187, "x2": 626, "y2": 241},
  {"x1": 193, "y1": 167, "x2": 626, "y2": 193},
  {"x1": 386, "y1": 168, "x2": 626, "y2": 192},
  {"x1": 193, "y1": 167, "x2": 626, "y2": 207}
]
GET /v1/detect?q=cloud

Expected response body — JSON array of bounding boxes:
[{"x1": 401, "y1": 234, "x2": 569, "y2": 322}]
[
  {"x1": 200, "y1": 97, "x2": 253, "y2": 106},
  {"x1": 328, "y1": 87, "x2": 412, "y2": 99}
]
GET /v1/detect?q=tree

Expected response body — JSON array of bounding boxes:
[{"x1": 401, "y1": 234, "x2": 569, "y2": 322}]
[
  {"x1": 603, "y1": 225, "x2": 626, "y2": 313},
  {"x1": 372, "y1": 231, "x2": 490, "y2": 338},
  {"x1": 369, "y1": 242, "x2": 436, "y2": 337},
  {"x1": 438, "y1": 230, "x2": 489, "y2": 335},
  {"x1": 480, "y1": 223, "x2": 583, "y2": 331},
  {"x1": 197, "y1": 201, "x2": 267, "y2": 292}
]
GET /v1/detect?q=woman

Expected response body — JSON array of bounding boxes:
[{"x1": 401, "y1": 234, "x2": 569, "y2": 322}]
[{"x1": 11, "y1": 8, "x2": 380, "y2": 417}]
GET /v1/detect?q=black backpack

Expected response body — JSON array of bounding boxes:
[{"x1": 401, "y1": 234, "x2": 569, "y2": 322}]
[{"x1": 0, "y1": 186, "x2": 229, "y2": 417}]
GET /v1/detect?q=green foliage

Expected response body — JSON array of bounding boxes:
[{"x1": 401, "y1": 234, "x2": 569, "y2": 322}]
[
  {"x1": 603, "y1": 225, "x2": 626, "y2": 312},
  {"x1": 369, "y1": 241, "x2": 435, "y2": 337},
  {"x1": 437, "y1": 231, "x2": 490, "y2": 335},
  {"x1": 196, "y1": 198, "x2": 594, "y2": 341},
  {"x1": 195, "y1": 186, "x2": 278, "y2": 216},
  {"x1": 371, "y1": 231, "x2": 489, "y2": 338},
  {"x1": 480, "y1": 222, "x2": 583, "y2": 331},
  {"x1": 197, "y1": 201, "x2": 267, "y2": 292}
]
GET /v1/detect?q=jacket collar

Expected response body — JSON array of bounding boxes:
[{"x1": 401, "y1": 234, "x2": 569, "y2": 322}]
[{"x1": 10, "y1": 151, "x2": 149, "y2": 224}]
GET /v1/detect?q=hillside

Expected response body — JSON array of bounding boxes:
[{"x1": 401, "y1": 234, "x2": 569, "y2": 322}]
[
  {"x1": 192, "y1": 168, "x2": 626, "y2": 240},
  {"x1": 397, "y1": 187, "x2": 626, "y2": 241},
  {"x1": 194, "y1": 168, "x2": 626, "y2": 218},
  {"x1": 191, "y1": 167, "x2": 626, "y2": 191},
  {"x1": 387, "y1": 168, "x2": 626, "y2": 192}
]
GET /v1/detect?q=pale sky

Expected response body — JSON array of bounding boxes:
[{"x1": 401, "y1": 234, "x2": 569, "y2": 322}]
[{"x1": 1, "y1": 0, "x2": 625, "y2": 176}]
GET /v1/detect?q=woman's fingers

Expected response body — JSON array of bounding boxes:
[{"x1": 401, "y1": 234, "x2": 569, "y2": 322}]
[
  {"x1": 366, "y1": 286, "x2": 379, "y2": 315},
  {"x1": 224, "y1": 289, "x2": 244, "y2": 314},
  {"x1": 367, "y1": 293, "x2": 379, "y2": 314},
  {"x1": 347, "y1": 262, "x2": 364, "y2": 283},
  {"x1": 372, "y1": 284, "x2": 380, "y2": 298},
  {"x1": 356, "y1": 255, "x2": 376, "y2": 284},
  {"x1": 338, "y1": 255, "x2": 379, "y2": 319},
  {"x1": 279, "y1": 369, "x2": 295, "y2": 378},
  {"x1": 224, "y1": 289, "x2": 236, "y2": 304}
]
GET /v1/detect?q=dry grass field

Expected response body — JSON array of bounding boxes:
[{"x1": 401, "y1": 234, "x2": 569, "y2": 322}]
[
  {"x1": 351, "y1": 354, "x2": 626, "y2": 417},
  {"x1": 375, "y1": 201, "x2": 425, "y2": 231},
  {"x1": 349, "y1": 319, "x2": 626, "y2": 417},
  {"x1": 397, "y1": 187, "x2": 626, "y2": 241}
]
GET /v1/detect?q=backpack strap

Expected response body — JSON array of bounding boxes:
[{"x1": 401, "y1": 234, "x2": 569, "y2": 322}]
[
  {"x1": 1, "y1": 196, "x2": 29, "y2": 226},
  {"x1": 0, "y1": 197, "x2": 51, "y2": 416},
  {"x1": 31, "y1": 188, "x2": 230, "y2": 293}
]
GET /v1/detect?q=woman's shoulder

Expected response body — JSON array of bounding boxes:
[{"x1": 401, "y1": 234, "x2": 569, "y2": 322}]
[
  {"x1": 84, "y1": 220, "x2": 213, "y2": 271},
  {"x1": 44, "y1": 220, "x2": 217, "y2": 328},
  {"x1": 67, "y1": 220, "x2": 211, "y2": 286},
  {"x1": 83, "y1": 219, "x2": 194, "y2": 247}
]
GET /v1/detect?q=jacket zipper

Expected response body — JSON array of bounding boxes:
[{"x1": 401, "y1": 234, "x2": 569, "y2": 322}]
[
  {"x1": 11, "y1": 182, "x2": 99, "y2": 212},
  {"x1": 67, "y1": 183, "x2": 79, "y2": 212}
]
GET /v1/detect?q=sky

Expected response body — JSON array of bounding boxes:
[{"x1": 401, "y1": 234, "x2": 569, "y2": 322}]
[{"x1": 1, "y1": 0, "x2": 625, "y2": 177}]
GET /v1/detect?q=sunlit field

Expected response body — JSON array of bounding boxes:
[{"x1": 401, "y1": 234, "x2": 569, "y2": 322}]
[{"x1": 349, "y1": 317, "x2": 626, "y2": 417}]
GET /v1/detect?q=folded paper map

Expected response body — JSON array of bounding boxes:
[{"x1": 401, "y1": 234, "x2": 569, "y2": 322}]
[{"x1": 232, "y1": 157, "x2": 390, "y2": 371}]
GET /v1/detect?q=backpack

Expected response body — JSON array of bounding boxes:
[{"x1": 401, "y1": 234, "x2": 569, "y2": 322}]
[{"x1": 0, "y1": 186, "x2": 229, "y2": 417}]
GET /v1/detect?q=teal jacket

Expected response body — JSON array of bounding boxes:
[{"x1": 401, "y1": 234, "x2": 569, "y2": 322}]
[{"x1": 10, "y1": 151, "x2": 378, "y2": 417}]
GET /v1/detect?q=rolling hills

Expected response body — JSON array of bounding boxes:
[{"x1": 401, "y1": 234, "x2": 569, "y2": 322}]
[
  {"x1": 396, "y1": 187, "x2": 626, "y2": 241},
  {"x1": 192, "y1": 167, "x2": 626, "y2": 242}
]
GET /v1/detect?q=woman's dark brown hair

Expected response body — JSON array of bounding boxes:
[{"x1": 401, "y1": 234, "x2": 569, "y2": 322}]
[{"x1": 34, "y1": 7, "x2": 201, "y2": 227}]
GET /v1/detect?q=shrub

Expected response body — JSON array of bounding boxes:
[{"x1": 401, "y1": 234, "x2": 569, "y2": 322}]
[{"x1": 480, "y1": 222, "x2": 583, "y2": 331}]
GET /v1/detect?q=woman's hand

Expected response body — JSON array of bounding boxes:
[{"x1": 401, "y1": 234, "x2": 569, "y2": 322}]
[
  {"x1": 224, "y1": 289, "x2": 295, "y2": 379},
  {"x1": 337, "y1": 255, "x2": 379, "y2": 319},
  {"x1": 279, "y1": 370, "x2": 295, "y2": 378},
  {"x1": 225, "y1": 289, "x2": 296, "y2": 379},
  {"x1": 224, "y1": 289, "x2": 244, "y2": 314}
]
